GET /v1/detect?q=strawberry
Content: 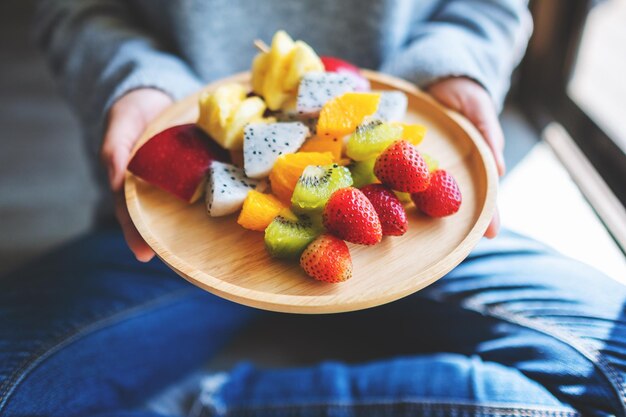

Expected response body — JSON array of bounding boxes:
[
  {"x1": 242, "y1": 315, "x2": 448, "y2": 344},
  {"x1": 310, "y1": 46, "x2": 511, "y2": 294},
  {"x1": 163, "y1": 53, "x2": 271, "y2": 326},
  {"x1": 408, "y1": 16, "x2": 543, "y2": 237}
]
[
  {"x1": 411, "y1": 169, "x2": 462, "y2": 217},
  {"x1": 300, "y1": 234, "x2": 352, "y2": 283},
  {"x1": 323, "y1": 187, "x2": 382, "y2": 245},
  {"x1": 360, "y1": 184, "x2": 408, "y2": 236},
  {"x1": 374, "y1": 140, "x2": 430, "y2": 193},
  {"x1": 320, "y1": 56, "x2": 370, "y2": 91}
]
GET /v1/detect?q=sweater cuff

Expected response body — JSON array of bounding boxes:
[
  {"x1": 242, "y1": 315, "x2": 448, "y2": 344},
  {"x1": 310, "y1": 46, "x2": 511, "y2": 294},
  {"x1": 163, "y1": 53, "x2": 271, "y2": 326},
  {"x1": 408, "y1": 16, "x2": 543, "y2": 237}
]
[
  {"x1": 87, "y1": 51, "x2": 203, "y2": 172},
  {"x1": 380, "y1": 37, "x2": 509, "y2": 112},
  {"x1": 104, "y1": 57, "x2": 203, "y2": 116}
]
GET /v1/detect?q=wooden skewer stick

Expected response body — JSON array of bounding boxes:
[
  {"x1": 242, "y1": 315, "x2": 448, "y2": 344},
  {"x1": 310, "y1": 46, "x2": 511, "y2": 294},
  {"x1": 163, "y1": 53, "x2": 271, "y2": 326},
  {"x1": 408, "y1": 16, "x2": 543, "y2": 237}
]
[{"x1": 254, "y1": 39, "x2": 270, "y2": 53}]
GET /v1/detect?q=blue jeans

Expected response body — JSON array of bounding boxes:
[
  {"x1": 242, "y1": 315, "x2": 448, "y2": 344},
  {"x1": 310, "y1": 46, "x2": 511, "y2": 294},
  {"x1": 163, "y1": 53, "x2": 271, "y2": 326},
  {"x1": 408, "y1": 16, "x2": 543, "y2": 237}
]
[{"x1": 0, "y1": 228, "x2": 624, "y2": 417}]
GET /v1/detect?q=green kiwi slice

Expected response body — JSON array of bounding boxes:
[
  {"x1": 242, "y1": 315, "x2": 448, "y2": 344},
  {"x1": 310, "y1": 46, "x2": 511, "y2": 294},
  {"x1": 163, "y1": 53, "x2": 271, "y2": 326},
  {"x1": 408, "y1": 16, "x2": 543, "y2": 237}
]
[
  {"x1": 291, "y1": 163, "x2": 353, "y2": 214},
  {"x1": 346, "y1": 119, "x2": 403, "y2": 161},
  {"x1": 264, "y1": 212, "x2": 320, "y2": 259},
  {"x1": 349, "y1": 158, "x2": 378, "y2": 188}
]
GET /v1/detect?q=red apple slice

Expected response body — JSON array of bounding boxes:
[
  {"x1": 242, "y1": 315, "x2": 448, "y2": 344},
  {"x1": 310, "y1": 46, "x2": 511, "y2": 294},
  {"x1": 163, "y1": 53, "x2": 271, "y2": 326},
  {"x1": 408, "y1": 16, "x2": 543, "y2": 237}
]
[
  {"x1": 128, "y1": 124, "x2": 230, "y2": 203},
  {"x1": 321, "y1": 56, "x2": 370, "y2": 91}
]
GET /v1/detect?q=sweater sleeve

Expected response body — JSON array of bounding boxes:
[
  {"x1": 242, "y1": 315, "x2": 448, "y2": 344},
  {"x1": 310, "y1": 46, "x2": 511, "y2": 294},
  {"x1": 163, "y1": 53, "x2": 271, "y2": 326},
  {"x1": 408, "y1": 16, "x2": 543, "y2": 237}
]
[
  {"x1": 33, "y1": 0, "x2": 203, "y2": 139},
  {"x1": 380, "y1": 0, "x2": 533, "y2": 111}
]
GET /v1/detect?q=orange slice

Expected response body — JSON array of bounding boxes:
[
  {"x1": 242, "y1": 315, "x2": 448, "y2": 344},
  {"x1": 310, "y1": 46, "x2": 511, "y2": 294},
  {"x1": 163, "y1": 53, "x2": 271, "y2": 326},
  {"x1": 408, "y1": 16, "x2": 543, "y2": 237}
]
[
  {"x1": 237, "y1": 190, "x2": 286, "y2": 232},
  {"x1": 269, "y1": 152, "x2": 334, "y2": 203},
  {"x1": 392, "y1": 122, "x2": 427, "y2": 146},
  {"x1": 298, "y1": 135, "x2": 343, "y2": 161},
  {"x1": 316, "y1": 93, "x2": 380, "y2": 139}
]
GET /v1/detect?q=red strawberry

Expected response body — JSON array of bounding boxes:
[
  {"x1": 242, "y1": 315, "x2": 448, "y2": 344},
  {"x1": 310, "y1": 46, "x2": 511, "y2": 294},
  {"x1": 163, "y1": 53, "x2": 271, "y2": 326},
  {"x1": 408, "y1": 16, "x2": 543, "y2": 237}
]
[
  {"x1": 300, "y1": 234, "x2": 352, "y2": 283},
  {"x1": 360, "y1": 184, "x2": 408, "y2": 236},
  {"x1": 320, "y1": 56, "x2": 370, "y2": 91},
  {"x1": 411, "y1": 170, "x2": 462, "y2": 217},
  {"x1": 374, "y1": 140, "x2": 430, "y2": 193},
  {"x1": 323, "y1": 187, "x2": 382, "y2": 245}
]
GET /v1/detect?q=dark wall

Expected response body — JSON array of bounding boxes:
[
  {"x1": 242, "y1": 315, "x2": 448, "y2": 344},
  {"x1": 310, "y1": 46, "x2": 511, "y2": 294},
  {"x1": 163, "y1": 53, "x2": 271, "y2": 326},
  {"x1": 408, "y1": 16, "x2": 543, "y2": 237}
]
[{"x1": 0, "y1": 1, "x2": 97, "y2": 275}]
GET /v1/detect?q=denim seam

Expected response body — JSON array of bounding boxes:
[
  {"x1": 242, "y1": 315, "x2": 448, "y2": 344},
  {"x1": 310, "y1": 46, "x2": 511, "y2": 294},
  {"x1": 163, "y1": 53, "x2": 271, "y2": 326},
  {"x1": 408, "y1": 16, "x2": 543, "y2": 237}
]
[
  {"x1": 0, "y1": 287, "x2": 199, "y2": 414},
  {"x1": 209, "y1": 399, "x2": 580, "y2": 417},
  {"x1": 462, "y1": 298, "x2": 626, "y2": 417}
]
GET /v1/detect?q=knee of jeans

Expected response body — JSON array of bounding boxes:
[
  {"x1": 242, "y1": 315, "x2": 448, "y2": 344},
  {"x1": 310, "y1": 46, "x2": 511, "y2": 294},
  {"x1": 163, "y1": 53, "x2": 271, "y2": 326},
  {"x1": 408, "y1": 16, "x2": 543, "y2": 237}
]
[
  {"x1": 187, "y1": 355, "x2": 577, "y2": 416},
  {"x1": 0, "y1": 230, "x2": 258, "y2": 417},
  {"x1": 418, "y1": 231, "x2": 626, "y2": 413},
  {"x1": 0, "y1": 290, "x2": 254, "y2": 417},
  {"x1": 425, "y1": 231, "x2": 626, "y2": 328},
  {"x1": 440, "y1": 240, "x2": 625, "y2": 361}
]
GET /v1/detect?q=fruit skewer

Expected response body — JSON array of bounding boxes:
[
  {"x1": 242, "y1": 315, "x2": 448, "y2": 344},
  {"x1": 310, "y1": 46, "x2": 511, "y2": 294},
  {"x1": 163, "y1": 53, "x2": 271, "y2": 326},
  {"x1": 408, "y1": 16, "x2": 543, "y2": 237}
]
[{"x1": 128, "y1": 30, "x2": 463, "y2": 284}]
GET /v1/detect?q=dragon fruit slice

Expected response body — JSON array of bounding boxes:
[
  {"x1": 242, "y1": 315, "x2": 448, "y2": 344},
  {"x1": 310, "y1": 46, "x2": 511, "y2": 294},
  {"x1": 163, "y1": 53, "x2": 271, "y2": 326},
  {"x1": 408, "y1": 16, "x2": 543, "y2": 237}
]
[
  {"x1": 205, "y1": 161, "x2": 267, "y2": 217},
  {"x1": 274, "y1": 112, "x2": 318, "y2": 136},
  {"x1": 243, "y1": 122, "x2": 309, "y2": 178},
  {"x1": 373, "y1": 91, "x2": 408, "y2": 121},
  {"x1": 296, "y1": 72, "x2": 357, "y2": 115},
  {"x1": 321, "y1": 56, "x2": 371, "y2": 91}
]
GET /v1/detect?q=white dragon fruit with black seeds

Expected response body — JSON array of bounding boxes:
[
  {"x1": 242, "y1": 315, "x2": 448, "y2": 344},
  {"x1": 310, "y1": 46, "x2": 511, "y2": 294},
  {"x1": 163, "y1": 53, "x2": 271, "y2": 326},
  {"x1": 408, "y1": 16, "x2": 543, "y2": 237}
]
[
  {"x1": 296, "y1": 72, "x2": 357, "y2": 115},
  {"x1": 205, "y1": 161, "x2": 267, "y2": 217},
  {"x1": 243, "y1": 122, "x2": 309, "y2": 178},
  {"x1": 373, "y1": 91, "x2": 408, "y2": 121},
  {"x1": 275, "y1": 112, "x2": 318, "y2": 136}
]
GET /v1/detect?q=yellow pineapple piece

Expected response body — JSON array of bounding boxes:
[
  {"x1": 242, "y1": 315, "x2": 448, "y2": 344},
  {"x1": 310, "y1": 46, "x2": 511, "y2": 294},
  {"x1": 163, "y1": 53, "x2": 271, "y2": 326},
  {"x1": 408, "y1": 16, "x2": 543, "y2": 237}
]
[
  {"x1": 251, "y1": 31, "x2": 324, "y2": 111},
  {"x1": 251, "y1": 53, "x2": 270, "y2": 95},
  {"x1": 263, "y1": 31, "x2": 295, "y2": 110},
  {"x1": 283, "y1": 41, "x2": 324, "y2": 92},
  {"x1": 221, "y1": 96, "x2": 267, "y2": 149},
  {"x1": 208, "y1": 83, "x2": 246, "y2": 126},
  {"x1": 197, "y1": 83, "x2": 267, "y2": 150},
  {"x1": 197, "y1": 83, "x2": 247, "y2": 144}
]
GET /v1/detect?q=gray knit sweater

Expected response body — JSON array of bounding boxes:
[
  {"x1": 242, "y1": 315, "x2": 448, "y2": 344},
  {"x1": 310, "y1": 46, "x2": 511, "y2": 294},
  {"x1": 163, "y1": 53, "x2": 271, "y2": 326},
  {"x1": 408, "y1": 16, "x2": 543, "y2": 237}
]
[{"x1": 34, "y1": 0, "x2": 531, "y2": 170}]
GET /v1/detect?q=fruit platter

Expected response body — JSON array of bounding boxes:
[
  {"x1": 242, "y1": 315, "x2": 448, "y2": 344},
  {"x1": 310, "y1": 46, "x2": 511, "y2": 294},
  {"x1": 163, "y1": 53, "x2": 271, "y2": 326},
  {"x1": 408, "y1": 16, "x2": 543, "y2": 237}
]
[{"x1": 125, "y1": 31, "x2": 497, "y2": 313}]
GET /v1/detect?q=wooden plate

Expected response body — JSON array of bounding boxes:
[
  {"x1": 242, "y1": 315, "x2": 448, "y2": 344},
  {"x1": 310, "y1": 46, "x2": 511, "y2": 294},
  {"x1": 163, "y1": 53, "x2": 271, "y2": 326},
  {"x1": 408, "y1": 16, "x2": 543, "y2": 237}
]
[{"x1": 125, "y1": 71, "x2": 498, "y2": 314}]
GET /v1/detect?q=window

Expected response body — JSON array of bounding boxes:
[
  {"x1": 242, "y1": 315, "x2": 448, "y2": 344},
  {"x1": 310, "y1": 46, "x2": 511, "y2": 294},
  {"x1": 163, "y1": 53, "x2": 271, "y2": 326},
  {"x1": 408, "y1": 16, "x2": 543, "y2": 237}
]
[
  {"x1": 568, "y1": 0, "x2": 626, "y2": 152},
  {"x1": 515, "y1": 0, "x2": 626, "y2": 250}
]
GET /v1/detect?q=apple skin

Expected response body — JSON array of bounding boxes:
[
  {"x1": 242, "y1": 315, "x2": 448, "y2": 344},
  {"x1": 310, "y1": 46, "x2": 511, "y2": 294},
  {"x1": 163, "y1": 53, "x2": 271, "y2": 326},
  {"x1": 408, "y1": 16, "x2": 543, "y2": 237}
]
[
  {"x1": 320, "y1": 56, "x2": 370, "y2": 91},
  {"x1": 128, "y1": 124, "x2": 230, "y2": 202}
]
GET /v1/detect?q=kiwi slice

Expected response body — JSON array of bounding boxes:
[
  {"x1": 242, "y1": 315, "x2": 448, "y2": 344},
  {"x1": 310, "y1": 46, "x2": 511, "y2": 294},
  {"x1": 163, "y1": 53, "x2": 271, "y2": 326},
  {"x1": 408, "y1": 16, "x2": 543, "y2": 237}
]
[
  {"x1": 346, "y1": 119, "x2": 403, "y2": 161},
  {"x1": 422, "y1": 152, "x2": 439, "y2": 172},
  {"x1": 291, "y1": 163, "x2": 353, "y2": 214},
  {"x1": 394, "y1": 191, "x2": 412, "y2": 204},
  {"x1": 349, "y1": 158, "x2": 378, "y2": 188},
  {"x1": 264, "y1": 211, "x2": 320, "y2": 259}
]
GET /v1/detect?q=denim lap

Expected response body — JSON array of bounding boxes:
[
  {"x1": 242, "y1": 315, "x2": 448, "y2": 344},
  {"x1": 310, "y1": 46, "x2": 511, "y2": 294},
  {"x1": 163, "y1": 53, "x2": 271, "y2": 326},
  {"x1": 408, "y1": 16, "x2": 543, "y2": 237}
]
[
  {"x1": 190, "y1": 356, "x2": 579, "y2": 417},
  {"x1": 0, "y1": 230, "x2": 257, "y2": 417},
  {"x1": 0, "y1": 229, "x2": 624, "y2": 417},
  {"x1": 188, "y1": 231, "x2": 626, "y2": 417},
  {"x1": 418, "y1": 232, "x2": 626, "y2": 415}
]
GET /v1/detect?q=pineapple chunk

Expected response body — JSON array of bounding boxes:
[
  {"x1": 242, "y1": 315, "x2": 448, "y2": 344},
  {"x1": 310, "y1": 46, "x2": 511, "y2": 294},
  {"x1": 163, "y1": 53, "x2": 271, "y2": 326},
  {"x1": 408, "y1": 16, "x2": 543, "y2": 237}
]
[
  {"x1": 209, "y1": 83, "x2": 246, "y2": 127},
  {"x1": 262, "y1": 31, "x2": 295, "y2": 110},
  {"x1": 251, "y1": 31, "x2": 324, "y2": 111},
  {"x1": 251, "y1": 53, "x2": 270, "y2": 95},
  {"x1": 221, "y1": 97, "x2": 266, "y2": 149},
  {"x1": 197, "y1": 83, "x2": 267, "y2": 150},
  {"x1": 283, "y1": 41, "x2": 324, "y2": 92},
  {"x1": 198, "y1": 83, "x2": 247, "y2": 140}
]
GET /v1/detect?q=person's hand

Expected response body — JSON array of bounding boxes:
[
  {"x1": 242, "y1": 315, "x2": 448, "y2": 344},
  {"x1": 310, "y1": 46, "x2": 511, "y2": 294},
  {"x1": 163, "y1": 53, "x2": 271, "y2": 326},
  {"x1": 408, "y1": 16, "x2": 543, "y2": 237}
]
[
  {"x1": 427, "y1": 77, "x2": 504, "y2": 238},
  {"x1": 101, "y1": 88, "x2": 173, "y2": 261}
]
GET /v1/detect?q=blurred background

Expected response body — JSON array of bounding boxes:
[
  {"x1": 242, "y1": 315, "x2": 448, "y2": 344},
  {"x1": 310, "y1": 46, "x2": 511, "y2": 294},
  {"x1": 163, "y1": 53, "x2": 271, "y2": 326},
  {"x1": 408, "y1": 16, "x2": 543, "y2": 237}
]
[{"x1": 0, "y1": 0, "x2": 624, "y2": 290}]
